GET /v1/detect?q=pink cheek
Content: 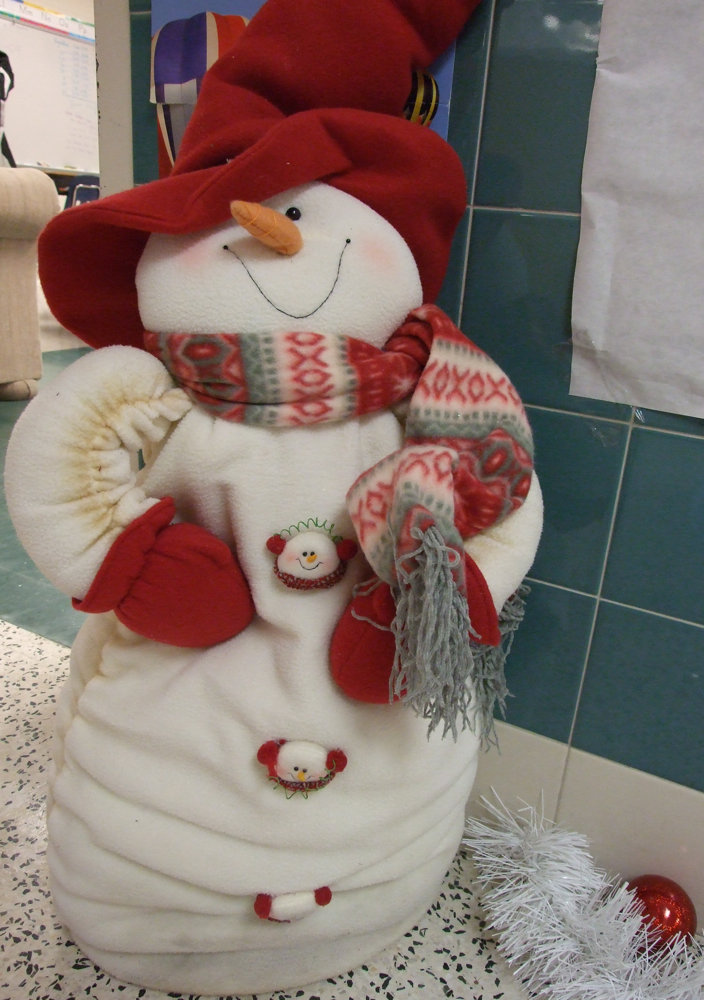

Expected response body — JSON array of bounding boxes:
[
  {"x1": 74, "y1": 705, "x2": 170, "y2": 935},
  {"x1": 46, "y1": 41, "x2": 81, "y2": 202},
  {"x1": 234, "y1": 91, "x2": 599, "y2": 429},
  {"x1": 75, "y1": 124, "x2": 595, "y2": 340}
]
[
  {"x1": 357, "y1": 237, "x2": 401, "y2": 276},
  {"x1": 178, "y1": 240, "x2": 216, "y2": 274}
]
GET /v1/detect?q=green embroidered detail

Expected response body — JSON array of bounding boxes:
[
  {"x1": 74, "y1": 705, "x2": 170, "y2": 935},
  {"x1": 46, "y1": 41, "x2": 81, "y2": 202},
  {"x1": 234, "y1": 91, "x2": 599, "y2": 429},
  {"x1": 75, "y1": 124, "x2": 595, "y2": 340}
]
[{"x1": 276, "y1": 516, "x2": 343, "y2": 543}]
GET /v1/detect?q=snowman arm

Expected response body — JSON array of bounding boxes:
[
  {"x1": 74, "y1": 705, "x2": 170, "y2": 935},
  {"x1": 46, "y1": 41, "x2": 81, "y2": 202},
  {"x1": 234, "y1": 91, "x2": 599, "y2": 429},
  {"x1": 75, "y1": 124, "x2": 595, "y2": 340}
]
[
  {"x1": 72, "y1": 495, "x2": 255, "y2": 647},
  {"x1": 463, "y1": 472, "x2": 544, "y2": 614},
  {"x1": 6, "y1": 346, "x2": 258, "y2": 647},
  {"x1": 4, "y1": 346, "x2": 192, "y2": 599}
]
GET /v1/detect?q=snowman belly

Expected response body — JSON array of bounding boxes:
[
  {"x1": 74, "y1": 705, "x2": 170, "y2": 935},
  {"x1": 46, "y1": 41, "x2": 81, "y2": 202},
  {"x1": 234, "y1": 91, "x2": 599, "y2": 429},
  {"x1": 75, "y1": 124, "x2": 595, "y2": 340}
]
[
  {"x1": 141, "y1": 406, "x2": 402, "y2": 640},
  {"x1": 48, "y1": 407, "x2": 481, "y2": 991}
]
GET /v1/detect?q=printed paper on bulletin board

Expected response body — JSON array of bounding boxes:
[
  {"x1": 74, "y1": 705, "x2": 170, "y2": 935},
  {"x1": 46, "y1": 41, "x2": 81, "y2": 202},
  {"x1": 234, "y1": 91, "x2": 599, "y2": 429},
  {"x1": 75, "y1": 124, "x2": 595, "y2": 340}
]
[{"x1": 570, "y1": 0, "x2": 704, "y2": 419}]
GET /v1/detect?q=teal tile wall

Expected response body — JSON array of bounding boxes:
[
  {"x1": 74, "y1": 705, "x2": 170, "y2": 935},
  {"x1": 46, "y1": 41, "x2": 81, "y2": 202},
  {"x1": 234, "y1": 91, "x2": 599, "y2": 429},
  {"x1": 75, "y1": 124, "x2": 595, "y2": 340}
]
[
  {"x1": 446, "y1": 0, "x2": 704, "y2": 793},
  {"x1": 130, "y1": 5, "x2": 158, "y2": 184}
]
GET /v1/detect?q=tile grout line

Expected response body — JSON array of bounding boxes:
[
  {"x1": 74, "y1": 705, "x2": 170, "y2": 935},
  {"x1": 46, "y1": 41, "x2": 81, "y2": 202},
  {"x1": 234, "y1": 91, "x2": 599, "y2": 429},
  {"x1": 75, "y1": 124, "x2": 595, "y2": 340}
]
[
  {"x1": 468, "y1": 0, "x2": 496, "y2": 209},
  {"x1": 457, "y1": 0, "x2": 496, "y2": 330},
  {"x1": 526, "y1": 402, "x2": 704, "y2": 440},
  {"x1": 555, "y1": 406, "x2": 636, "y2": 817},
  {"x1": 473, "y1": 204, "x2": 582, "y2": 219},
  {"x1": 524, "y1": 576, "x2": 704, "y2": 630},
  {"x1": 597, "y1": 596, "x2": 704, "y2": 630}
]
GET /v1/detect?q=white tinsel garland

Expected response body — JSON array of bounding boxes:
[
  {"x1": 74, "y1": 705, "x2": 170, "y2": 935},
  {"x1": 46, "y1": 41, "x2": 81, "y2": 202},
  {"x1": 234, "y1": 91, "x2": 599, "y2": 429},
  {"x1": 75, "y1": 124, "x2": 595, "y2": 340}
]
[{"x1": 463, "y1": 796, "x2": 704, "y2": 1000}]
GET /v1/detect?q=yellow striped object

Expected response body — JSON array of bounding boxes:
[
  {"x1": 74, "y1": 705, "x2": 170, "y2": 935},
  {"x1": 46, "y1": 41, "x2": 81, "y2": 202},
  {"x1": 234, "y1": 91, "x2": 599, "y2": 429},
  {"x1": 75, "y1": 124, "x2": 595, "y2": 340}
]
[{"x1": 404, "y1": 71, "x2": 439, "y2": 127}]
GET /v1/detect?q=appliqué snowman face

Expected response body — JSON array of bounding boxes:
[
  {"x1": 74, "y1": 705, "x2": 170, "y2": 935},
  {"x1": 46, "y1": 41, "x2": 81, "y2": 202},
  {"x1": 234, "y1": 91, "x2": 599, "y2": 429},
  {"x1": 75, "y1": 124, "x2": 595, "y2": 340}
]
[
  {"x1": 266, "y1": 526, "x2": 358, "y2": 590},
  {"x1": 135, "y1": 182, "x2": 422, "y2": 348},
  {"x1": 257, "y1": 739, "x2": 348, "y2": 798}
]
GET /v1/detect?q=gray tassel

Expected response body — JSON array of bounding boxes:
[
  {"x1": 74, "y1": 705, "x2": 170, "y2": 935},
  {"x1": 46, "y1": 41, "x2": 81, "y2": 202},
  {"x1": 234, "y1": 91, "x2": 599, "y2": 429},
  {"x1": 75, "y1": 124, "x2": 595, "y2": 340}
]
[
  {"x1": 389, "y1": 524, "x2": 527, "y2": 746},
  {"x1": 470, "y1": 585, "x2": 527, "y2": 750}
]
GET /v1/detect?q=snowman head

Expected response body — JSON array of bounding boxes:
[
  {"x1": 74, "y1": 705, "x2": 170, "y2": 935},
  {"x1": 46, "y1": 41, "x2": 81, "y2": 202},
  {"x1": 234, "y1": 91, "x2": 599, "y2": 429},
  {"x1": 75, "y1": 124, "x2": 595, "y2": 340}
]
[
  {"x1": 135, "y1": 182, "x2": 422, "y2": 347},
  {"x1": 257, "y1": 738, "x2": 348, "y2": 792},
  {"x1": 275, "y1": 740, "x2": 329, "y2": 783},
  {"x1": 35, "y1": 2, "x2": 471, "y2": 354},
  {"x1": 266, "y1": 522, "x2": 358, "y2": 590}
]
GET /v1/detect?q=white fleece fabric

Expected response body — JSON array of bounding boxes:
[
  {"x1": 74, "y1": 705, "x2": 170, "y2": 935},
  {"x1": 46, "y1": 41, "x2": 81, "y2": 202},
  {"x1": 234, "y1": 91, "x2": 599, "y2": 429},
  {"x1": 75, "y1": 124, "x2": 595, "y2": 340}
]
[
  {"x1": 41, "y1": 387, "x2": 478, "y2": 993},
  {"x1": 6, "y1": 182, "x2": 543, "y2": 995},
  {"x1": 32, "y1": 374, "x2": 541, "y2": 995},
  {"x1": 4, "y1": 346, "x2": 191, "y2": 598}
]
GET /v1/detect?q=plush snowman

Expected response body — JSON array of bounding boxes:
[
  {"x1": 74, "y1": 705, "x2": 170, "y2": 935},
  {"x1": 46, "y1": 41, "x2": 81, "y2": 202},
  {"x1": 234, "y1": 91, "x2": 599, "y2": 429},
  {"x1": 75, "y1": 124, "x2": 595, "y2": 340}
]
[{"x1": 5, "y1": 1, "x2": 543, "y2": 994}]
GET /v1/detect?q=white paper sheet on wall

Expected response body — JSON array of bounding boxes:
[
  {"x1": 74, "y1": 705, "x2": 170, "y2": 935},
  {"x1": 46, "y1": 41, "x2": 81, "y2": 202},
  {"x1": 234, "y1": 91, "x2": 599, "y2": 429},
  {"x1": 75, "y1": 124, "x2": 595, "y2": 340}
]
[{"x1": 570, "y1": 0, "x2": 704, "y2": 419}]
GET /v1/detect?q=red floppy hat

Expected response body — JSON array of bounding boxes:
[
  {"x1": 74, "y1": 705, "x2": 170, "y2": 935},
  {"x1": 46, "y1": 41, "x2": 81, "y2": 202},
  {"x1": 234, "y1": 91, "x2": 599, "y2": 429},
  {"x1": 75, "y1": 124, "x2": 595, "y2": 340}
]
[{"x1": 38, "y1": 0, "x2": 481, "y2": 350}]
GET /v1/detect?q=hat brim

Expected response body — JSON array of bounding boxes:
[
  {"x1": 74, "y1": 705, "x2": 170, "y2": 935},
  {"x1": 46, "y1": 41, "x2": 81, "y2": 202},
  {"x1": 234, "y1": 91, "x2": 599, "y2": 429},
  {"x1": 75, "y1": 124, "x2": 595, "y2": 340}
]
[
  {"x1": 39, "y1": 111, "x2": 352, "y2": 349},
  {"x1": 39, "y1": 109, "x2": 465, "y2": 349}
]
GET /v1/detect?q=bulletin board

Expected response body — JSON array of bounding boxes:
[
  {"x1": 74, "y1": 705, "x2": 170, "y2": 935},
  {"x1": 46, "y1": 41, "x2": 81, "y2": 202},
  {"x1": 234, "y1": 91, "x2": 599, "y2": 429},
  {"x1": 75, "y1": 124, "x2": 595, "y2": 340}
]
[{"x1": 0, "y1": 3, "x2": 98, "y2": 172}]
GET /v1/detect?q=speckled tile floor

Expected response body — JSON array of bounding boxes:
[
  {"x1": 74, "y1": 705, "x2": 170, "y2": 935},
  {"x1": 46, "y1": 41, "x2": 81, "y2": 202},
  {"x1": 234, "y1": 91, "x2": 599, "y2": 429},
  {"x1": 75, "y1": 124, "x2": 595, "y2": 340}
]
[{"x1": 0, "y1": 619, "x2": 530, "y2": 1000}]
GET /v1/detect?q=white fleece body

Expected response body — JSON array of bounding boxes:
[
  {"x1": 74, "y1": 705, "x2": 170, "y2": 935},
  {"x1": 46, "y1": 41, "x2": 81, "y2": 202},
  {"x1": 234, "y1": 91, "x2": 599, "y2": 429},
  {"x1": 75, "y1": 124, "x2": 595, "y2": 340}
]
[
  {"x1": 8, "y1": 183, "x2": 543, "y2": 995},
  {"x1": 46, "y1": 396, "x2": 482, "y2": 995}
]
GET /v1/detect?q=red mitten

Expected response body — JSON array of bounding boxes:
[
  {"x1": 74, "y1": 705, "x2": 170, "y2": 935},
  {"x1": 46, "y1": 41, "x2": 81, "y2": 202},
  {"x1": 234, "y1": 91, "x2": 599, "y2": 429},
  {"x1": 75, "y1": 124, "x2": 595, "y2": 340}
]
[
  {"x1": 73, "y1": 497, "x2": 255, "y2": 647},
  {"x1": 330, "y1": 580, "x2": 399, "y2": 703},
  {"x1": 330, "y1": 553, "x2": 500, "y2": 704},
  {"x1": 463, "y1": 552, "x2": 501, "y2": 648}
]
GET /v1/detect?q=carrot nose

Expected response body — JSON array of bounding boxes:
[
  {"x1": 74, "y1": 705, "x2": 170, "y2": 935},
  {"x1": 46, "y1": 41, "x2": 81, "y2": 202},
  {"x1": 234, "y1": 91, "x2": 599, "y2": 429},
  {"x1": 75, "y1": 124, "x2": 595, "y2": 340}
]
[{"x1": 229, "y1": 200, "x2": 303, "y2": 256}]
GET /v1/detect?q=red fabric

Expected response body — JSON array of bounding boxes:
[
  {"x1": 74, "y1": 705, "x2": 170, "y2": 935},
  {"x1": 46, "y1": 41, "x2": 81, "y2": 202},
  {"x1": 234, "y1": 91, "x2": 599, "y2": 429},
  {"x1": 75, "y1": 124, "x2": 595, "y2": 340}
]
[
  {"x1": 463, "y1": 552, "x2": 501, "y2": 647},
  {"x1": 330, "y1": 581, "x2": 402, "y2": 704},
  {"x1": 314, "y1": 886, "x2": 332, "y2": 907},
  {"x1": 256, "y1": 740, "x2": 283, "y2": 773},
  {"x1": 330, "y1": 552, "x2": 499, "y2": 705},
  {"x1": 185, "y1": 0, "x2": 483, "y2": 133},
  {"x1": 335, "y1": 539, "x2": 358, "y2": 562},
  {"x1": 73, "y1": 498, "x2": 255, "y2": 647},
  {"x1": 37, "y1": 0, "x2": 482, "y2": 349},
  {"x1": 253, "y1": 894, "x2": 273, "y2": 920},
  {"x1": 325, "y1": 749, "x2": 348, "y2": 773}
]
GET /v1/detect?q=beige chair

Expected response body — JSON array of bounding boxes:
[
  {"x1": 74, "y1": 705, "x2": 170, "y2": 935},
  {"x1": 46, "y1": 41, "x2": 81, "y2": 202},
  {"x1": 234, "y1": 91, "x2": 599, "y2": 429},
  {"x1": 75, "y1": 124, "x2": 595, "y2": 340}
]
[{"x1": 0, "y1": 167, "x2": 60, "y2": 400}]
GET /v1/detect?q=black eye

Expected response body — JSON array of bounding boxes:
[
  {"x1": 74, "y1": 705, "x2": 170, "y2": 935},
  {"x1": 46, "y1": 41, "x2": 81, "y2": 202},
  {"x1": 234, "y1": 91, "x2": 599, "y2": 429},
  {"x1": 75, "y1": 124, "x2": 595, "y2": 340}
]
[{"x1": 286, "y1": 206, "x2": 302, "y2": 221}]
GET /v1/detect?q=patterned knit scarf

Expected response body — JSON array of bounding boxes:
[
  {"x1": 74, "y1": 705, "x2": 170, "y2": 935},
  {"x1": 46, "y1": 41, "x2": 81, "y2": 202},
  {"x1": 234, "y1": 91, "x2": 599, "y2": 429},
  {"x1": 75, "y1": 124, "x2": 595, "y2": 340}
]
[{"x1": 145, "y1": 304, "x2": 534, "y2": 738}]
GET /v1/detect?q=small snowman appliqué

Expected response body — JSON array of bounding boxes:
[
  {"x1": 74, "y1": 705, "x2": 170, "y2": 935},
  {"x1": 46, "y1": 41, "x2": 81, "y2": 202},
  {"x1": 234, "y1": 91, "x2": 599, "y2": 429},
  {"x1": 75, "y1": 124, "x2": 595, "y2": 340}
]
[
  {"x1": 266, "y1": 520, "x2": 358, "y2": 590},
  {"x1": 257, "y1": 739, "x2": 348, "y2": 798}
]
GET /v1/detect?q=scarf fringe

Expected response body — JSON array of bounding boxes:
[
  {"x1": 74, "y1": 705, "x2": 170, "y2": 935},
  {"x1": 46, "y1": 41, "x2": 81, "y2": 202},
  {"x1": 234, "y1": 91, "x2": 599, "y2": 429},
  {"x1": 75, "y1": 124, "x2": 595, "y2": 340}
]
[{"x1": 390, "y1": 524, "x2": 527, "y2": 746}]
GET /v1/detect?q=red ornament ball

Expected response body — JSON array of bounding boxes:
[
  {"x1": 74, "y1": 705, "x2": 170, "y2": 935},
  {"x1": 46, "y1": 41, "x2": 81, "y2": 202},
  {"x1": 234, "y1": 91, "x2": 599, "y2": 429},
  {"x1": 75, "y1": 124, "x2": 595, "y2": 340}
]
[{"x1": 627, "y1": 874, "x2": 698, "y2": 946}]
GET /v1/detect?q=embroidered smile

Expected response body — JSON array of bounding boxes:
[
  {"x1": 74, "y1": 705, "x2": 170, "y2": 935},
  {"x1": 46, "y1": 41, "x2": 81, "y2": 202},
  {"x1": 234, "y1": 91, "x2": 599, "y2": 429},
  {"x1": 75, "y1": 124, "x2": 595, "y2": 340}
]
[
  {"x1": 297, "y1": 557, "x2": 322, "y2": 571},
  {"x1": 222, "y1": 239, "x2": 351, "y2": 319}
]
